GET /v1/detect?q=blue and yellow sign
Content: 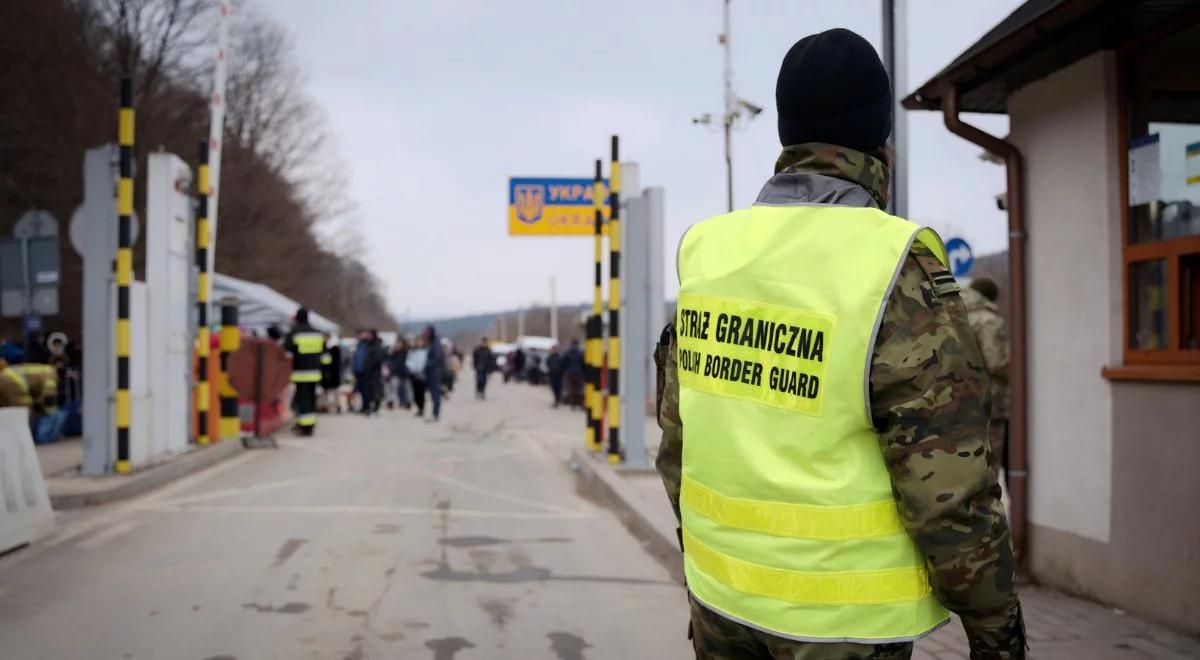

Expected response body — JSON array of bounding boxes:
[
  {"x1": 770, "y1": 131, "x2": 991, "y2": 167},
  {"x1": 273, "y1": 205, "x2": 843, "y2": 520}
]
[{"x1": 508, "y1": 177, "x2": 611, "y2": 236}]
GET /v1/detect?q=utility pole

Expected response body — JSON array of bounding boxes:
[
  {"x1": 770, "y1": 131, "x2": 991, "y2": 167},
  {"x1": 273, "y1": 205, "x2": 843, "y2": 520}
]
[
  {"x1": 882, "y1": 0, "x2": 908, "y2": 218},
  {"x1": 693, "y1": 0, "x2": 761, "y2": 213},
  {"x1": 721, "y1": 0, "x2": 734, "y2": 212},
  {"x1": 549, "y1": 277, "x2": 558, "y2": 343}
]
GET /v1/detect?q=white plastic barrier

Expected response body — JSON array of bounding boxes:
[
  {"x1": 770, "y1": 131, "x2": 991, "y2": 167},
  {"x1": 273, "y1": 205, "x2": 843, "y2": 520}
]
[{"x1": 0, "y1": 407, "x2": 55, "y2": 553}]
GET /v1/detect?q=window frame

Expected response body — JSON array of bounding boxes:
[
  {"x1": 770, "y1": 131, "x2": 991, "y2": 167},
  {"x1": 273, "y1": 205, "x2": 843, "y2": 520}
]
[{"x1": 1110, "y1": 20, "x2": 1200, "y2": 381}]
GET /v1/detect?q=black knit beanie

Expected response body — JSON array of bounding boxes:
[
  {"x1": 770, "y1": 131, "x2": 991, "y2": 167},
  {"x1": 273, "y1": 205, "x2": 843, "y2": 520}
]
[{"x1": 776, "y1": 28, "x2": 892, "y2": 151}]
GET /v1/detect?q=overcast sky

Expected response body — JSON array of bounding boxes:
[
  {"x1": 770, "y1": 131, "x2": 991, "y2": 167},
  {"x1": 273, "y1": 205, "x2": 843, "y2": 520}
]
[{"x1": 259, "y1": 0, "x2": 1023, "y2": 320}]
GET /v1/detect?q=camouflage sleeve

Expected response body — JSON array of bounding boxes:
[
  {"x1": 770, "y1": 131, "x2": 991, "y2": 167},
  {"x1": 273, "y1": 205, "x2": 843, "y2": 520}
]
[
  {"x1": 870, "y1": 243, "x2": 1025, "y2": 657},
  {"x1": 978, "y1": 314, "x2": 1010, "y2": 379},
  {"x1": 654, "y1": 323, "x2": 683, "y2": 524}
]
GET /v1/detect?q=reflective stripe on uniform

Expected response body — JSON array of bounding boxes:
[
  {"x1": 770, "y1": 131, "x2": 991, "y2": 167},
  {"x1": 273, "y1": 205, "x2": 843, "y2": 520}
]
[
  {"x1": 681, "y1": 475, "x2": 905, "y2": 541},
  {"x1": 683, "y1": 529, "x2": 932, "y2": 605},
  {"x1": 296, "y1": 413, "x2": 317, "y2": 427},
  {"x1": 291, "y1": 370, "x2": 321, "y2": 383},
  {"x1": 293, "y1": 332, "x2": 324, "y2": 354}
]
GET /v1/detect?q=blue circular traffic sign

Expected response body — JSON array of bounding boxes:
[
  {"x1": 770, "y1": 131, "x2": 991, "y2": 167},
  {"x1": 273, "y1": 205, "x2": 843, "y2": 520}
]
[{"x1": 945, "y1": 238, "x2": 974, "y2": 278}]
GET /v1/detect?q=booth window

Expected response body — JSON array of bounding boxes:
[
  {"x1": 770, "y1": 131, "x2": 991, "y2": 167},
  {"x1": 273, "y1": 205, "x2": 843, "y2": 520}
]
[{"x1": 1116, "y1": 21, "x2": 1200, "y2": 378}]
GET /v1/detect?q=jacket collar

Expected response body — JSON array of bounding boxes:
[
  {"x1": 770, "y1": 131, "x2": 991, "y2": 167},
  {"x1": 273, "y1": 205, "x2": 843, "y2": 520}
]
[{"x1": 756, "y1": 143, "x2": 891, "y2": 209}]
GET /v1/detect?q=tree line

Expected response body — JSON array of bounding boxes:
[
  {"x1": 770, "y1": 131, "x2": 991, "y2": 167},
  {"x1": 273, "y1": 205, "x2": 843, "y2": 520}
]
[{"x1": 0, "y1": 0, "x2": 397, "y2": 342}]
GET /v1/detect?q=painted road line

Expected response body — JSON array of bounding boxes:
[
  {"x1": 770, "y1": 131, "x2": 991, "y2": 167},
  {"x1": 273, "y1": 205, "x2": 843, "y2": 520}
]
[{"x1": 78, "y1": 520, "x2": 139, "y2": 549}]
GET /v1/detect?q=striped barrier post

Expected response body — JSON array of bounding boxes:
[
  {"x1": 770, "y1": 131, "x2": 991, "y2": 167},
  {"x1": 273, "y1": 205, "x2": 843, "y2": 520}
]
[
  {"x1": 606, "y1": 136, "x2": 622, "y2": 464},
  {"x1": 218, "y1": 298, "x2": 240, "y2": 440},
  {"x1": 587, "y1": 158, "x2": 605, "y2": 452},
  {"x1": 115, "y1": 77, "x2": 135, "y2": 474},
  {"x1": 195, "y1": 141, "x2": 212, "y2": 445}
]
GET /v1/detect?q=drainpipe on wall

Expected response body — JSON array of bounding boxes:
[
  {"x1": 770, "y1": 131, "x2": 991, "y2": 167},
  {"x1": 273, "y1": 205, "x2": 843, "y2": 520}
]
[{"x1": 941, "y1": 85, "x2": 1029, "y2": 566}]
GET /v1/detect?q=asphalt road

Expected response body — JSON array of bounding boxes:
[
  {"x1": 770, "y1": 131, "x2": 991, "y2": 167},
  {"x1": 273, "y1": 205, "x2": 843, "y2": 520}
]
[{"x1": 0, "y1": 380, "x2": 690, "y2": 659}]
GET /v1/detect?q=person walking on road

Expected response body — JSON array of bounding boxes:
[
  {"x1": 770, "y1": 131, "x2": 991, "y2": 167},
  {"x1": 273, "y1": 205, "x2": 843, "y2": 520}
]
[
  {"x1": 320, "y1": 333, "x2": 343, "y2": 414},
  {"x1": 562, "y1": 338, "x2": 584, "y2": 409},
  {"x1": 472, "y1": 337, "x2": 493, "y2": 400},
  {"x1": 422, "y1": 325, "x2": 444, "y2": 421},
  {"x1": 655, "y1": 28, "x2": 1023, "y2": 659},
  {"x1": 284, "y1": 307, "x2": 324, "y2": 435},
  {"x1": 387, "y1": 338, "x2": 412, "y2": 410},
  {"x1": 963, "y1": 277, "x2": 1010, "y2": 483},
  {"x1": 546, "y1": 346, "x2": 565, "y2": 407},
  {"x1": 512, "y1": 347, "x2": 526, "y2": 383},
  {"x1": 360, "y1": 330, "x2": 386, "y2": 415},
  {"x1": 406, "y1": 337, "x2": 429, "y2": 418}
]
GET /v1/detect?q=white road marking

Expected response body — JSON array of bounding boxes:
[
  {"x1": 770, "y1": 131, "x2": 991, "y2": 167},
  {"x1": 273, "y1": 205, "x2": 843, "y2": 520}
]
[
  {"x1": 77, "y1": 520, "x2": 139, "y2": 549},
  {"x1": 132, "y1": 503, "x2": 593, "y2": 519}
]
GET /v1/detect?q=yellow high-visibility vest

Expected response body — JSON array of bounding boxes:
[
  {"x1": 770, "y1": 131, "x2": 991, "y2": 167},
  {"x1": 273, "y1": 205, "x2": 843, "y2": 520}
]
[{"x1": 676, "y1": 203, "x2": 951, "y2": 643}]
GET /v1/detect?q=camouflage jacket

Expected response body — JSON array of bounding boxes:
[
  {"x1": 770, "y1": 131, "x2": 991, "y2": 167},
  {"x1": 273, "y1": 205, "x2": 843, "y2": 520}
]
[
  {"x1": 961, "y1": 287, "x2": 1010, "y2": 420},
  {"x1": 655, "y1": 143, "x2": 1024, "y2": 657}
]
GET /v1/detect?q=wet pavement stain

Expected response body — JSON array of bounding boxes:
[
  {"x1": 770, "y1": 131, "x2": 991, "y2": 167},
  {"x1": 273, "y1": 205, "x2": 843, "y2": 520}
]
[
  {"x1": 347, "y1": 610, "x2": 368, "y2": 617},
  {"x1": 547, "y1": 632, "x2": 592, "y2": 660},
  {"x1": 404, "y1": 621, "x2": 431, "y2": 629},
  {"x1": 286, "y1": 573, "x2": 300, "y2": 591},
  {"x1": 343, "y1": 645, "x2": 364, "y2": 660},
  {"x1": 373, "y1": 523, "x2": 401, "y2": 535},
  {"x1": 478, "y1": 597, "x2": 516, "y2": 630},
  {"x1": 241, "y1": 602, "x2": 311, "y2": 614},
  {"x1": 380, "y1": 632, "x2": 405, "y2": 642},
  {"x1": 425, "y1": 637, "x2": 475, "y2": 660},
  {"x1": 420, "y1": 560, "x2": 673, "y2": 586},
  {"x1": 468, "y1": 548, "x2": 499, "y2": 573},
  {"x1": 438, "y1": 535, "x2": 574, "y2": 548},
  {"x1": 272, "y1": 539, "x2": 307, "y2": 567},
  {"x1": 439, "y1": 535, "x2": 506, "y2": 548},
  {"x1": 203, "y1": 656, "x2": 237, "y2": 660}
]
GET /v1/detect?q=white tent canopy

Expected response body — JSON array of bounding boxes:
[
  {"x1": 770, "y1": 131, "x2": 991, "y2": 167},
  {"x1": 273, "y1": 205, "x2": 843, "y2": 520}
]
[{"x1": 211, "y1": 272, "x2": 339, "y2": 336}]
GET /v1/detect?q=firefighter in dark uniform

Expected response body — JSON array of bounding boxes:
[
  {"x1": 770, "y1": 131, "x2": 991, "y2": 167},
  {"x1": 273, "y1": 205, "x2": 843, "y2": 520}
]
[{"x1": 284, "y1": 307, "x2": 325, "y2": 436}]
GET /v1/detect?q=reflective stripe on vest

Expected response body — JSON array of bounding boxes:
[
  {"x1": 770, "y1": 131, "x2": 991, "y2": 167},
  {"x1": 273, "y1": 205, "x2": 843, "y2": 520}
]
[
  {"x1": 677, "y1": 203, "x2": 950, "y2": 643},
  {"x1": 293, "y1": 332, "x2": 324, "y2": 354},
  {"x1": 292, "y1": 369, "x2": 322, "y2": 383}
]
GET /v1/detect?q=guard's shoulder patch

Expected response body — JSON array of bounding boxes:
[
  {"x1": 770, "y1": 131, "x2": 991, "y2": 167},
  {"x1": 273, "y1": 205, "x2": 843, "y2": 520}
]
[{"x1": 913, "y1": 252, "x2": 961, "y2": 298}]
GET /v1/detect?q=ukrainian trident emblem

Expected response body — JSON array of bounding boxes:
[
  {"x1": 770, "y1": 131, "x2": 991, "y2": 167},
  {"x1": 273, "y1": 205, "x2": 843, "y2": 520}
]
[{"x1": 514, "y1": 184, "x2": 545, "y2": 224}]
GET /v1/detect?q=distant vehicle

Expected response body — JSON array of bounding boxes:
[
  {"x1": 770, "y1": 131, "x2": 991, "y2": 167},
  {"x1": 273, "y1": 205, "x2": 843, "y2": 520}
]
[
  {"x1": 516, "y1": 336, "x2": 557, "y2": 383},
  {"x1": 487, "y1": 342, "x2": 516, "y2": 371}
]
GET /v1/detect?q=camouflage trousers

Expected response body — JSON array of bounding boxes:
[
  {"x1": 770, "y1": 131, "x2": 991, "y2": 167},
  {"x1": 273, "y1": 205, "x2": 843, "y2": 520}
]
[
  {"x1": 688, "y1": 597, "x2": 913, "y2": 660},
  {"x1": 989, "y1": 418, "x2": 1008, "y2": 481}
]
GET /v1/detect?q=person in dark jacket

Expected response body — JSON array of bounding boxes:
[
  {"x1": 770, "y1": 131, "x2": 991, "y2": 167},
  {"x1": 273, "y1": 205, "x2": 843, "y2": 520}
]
[
  {"x1": 284, "y1": 308, "x2": 325, "y2": 435},
  {"x1": 512, "y1": 348, "x2": 527, "y2": 382},
  {"x1": 387, "y1": 338, "x2": 411, "y2": 409},
  {"x1": 422, "y1": 326, "x2": 444, "y2": 421},
  {"x1": 362, "y1": 330, "x2": 386, "y2": 415},
  {"x1": 546, "y1": 347, "x2": 565, "y2": 407},
  {"x1": 563, "y1": 338, "x2": 585, "y2": 409},
  {"x1": 472, "y1": 338, "x2": 493, "y2": 400},
  {"x1": 320, "y1": 333, "x2": 343, "y2": 413}
]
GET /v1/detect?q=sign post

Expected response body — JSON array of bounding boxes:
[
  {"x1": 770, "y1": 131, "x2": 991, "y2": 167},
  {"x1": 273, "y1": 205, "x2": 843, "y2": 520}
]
[{"x1": 945, "y1": 237, "x2": 975, "y2": 278}]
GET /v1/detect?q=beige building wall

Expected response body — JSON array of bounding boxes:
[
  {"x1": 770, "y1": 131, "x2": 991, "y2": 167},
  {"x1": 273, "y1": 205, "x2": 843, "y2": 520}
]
[
  {"x1": 1009, "y1": 51, "x2": 1121, "y2": 544},
  {"x1": 1008, "y1": 50, "x2": 1200, "y2": 635}
]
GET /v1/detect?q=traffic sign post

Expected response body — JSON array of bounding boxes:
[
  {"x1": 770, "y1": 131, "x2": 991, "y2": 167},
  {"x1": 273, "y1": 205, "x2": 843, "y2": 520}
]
[{"x1": 945, "y1": 237, "x2": 974, "y2": 278}]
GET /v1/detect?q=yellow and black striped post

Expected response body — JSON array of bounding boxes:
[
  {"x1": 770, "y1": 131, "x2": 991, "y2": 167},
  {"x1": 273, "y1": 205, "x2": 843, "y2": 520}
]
[
  {"x1": 195, "y1": 141, "x2": 212, "y2": 445},
  {"x1": 218, "y1": 298, "x2": 240, "y2": 440},
  {"x1": 606, "y1": 136, "x2": 622, "y2": 464},
  {"x1": 115, "y1": 77, "x2": 135, "y2": 474},
  {"x1": 585, "y1": 158, "x2": 604, "y2": 452}
]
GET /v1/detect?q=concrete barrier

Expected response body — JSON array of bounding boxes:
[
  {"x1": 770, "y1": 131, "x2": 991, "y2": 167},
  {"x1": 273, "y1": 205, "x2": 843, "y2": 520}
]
[{"x1": 0, "y1": 407, "x2": 55, "y2": 553}]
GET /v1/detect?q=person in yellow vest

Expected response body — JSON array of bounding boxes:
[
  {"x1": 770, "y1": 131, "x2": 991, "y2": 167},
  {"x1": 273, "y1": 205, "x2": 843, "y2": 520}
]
[
  {"x1": 284, "y1": 307, "x2": 325, "y2": 436},
  {"x1": 14, "y1": 363, "x2": 58, "y2": 415},
  {"x1": 0, "y1": 357, "x2": 32, "y2": 410},
  {"x1": 655, "y1": 29, "x2": 1023, "y2": 659}
]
